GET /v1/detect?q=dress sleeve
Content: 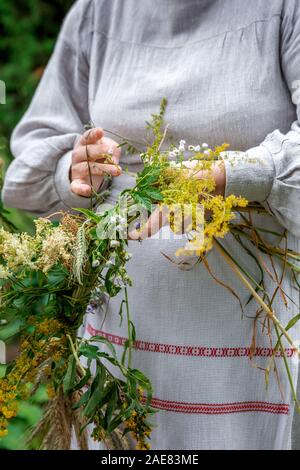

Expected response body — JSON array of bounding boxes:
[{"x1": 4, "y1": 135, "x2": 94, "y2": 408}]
[
  {"x1": 221, "y1": 0, "x2": 300, "y2": 238},
  {"x1": 1, "y1": 0, "x2": 105, "y2": 217}
]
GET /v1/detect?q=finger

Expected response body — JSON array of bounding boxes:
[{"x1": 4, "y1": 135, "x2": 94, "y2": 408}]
[
  {"x1": 72, "y1": 161, "x2": 122, "y2": 179},
  {"x1": 100, "y1": 137, "x2": 122, "y2": 163},
  {"x1": 129, "y1": 207, "x2": 167, "y2": 240},
  {"x1": 73, "y1": 142, "x2": 121, "y2": 164},
  {"x1": 76, "y1": 128, "x2": 104, "y2": 147},
  {"x1": 70, "y1": 179, "x2": 93, "y2": 197}
]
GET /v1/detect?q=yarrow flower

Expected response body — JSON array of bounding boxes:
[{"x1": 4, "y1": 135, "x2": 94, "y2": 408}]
[{"x1": 179, "y1": 140, "x2": 186, "y2": 151}]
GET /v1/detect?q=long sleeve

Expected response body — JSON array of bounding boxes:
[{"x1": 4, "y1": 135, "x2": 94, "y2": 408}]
[
  {"x1": 2, "y1": 0, "x2": 97, "y2": 216},
  {"x1": 222, "y1": 0, "x2": 300, "y2": 238}
]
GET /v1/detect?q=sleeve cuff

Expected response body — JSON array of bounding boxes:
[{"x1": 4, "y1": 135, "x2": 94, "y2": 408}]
[
  {"x1": 54, "y1": 150, "x2": 111, "y2": 211},
  {"x1": 220, "y1": 146, "x2": 275, "y2": 202}
]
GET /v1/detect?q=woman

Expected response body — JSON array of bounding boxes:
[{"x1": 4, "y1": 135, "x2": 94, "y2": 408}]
[{"x1": 3, "y1": 0, "x2": 300, "y2": 450}]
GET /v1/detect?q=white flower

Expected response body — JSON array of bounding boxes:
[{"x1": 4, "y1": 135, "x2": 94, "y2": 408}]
[
  {"x1": 194, "y1": 145, "x2": 201, "y2": 152},
  {"x1": 202, "y1": 143, "x2": 209, "y2": 149},
  {"x1": 92, "y1": 260, "x2": 100, "y2": 268},
  {"x1": 179, "y1": 140, "x2": 186, "y2": 151},
  {"x1": 169, "y1": 151, "x2": 177, "y2": 158},
  {"x1": 110, "y1": 239, "x2": 120, "y2": 248},
  {"x1": 204, "y1": 149, "x2": 211, "y2": 155},
  {"x1": 110, "y1": 216, "x2": 117, "y2": 223},
  {"x1": 119, "y1": 217, "x2": 127, "y2": 225},
  {"x1": 106, "y1": 260, "x2": 114, "y2": 266},
  {"x1": 115, "y1": 275, "x2": 125, "y2": 287},
  {"x1": 125, "y1": 252, "x2": 133, "y2": 261},
  {"x1": 188, "y1": 145, "x2": 195, "y2": 152}
]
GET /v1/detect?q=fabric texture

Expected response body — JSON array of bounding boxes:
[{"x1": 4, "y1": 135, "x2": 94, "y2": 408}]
[{"x1": 3, "y1": 0, "x2": 300, "y2": 450}]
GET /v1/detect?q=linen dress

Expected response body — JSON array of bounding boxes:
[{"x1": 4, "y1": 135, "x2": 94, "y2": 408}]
[{"x1": 3, "y1": 0, "x2": 300, "y2": 450}]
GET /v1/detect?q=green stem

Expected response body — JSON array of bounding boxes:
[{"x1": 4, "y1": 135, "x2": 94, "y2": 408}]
[
  {"x1": 213, "y1": 238, "x2": 300, "y2": 355},
  {"x1": 274, "y1": 324, "x2": 300, "y2": 413},
  {"x1": 67, "y1": 333, "x2": 86, "y2": 376},
  {"x1": 124, "y1": 287, "x2": 132, "y2": 369},
  {"x1": 213, "y1": 238, "x2": 264, "y2": 292},
  {"x1": 103, "y1": 128, "x2": 145, "y2": 147}
]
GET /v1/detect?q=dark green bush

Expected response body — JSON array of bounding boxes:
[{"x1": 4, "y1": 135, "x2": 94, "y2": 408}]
[
  {"x1": 0, "y1": 0, "x2": 74, "y2": 231},
  {"x1": 0, "y1": 2, "x2": 75, "y2": 449},
  {"x1": 0, "y1": 0, "x2": 74, "y2": 142}
]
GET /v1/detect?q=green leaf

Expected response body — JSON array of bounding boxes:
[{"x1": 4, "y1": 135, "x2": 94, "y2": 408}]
[
  {"x1": 104, "y1": 268, "x2": 122, "y2": 297},
  {"x1": 0, "y1": 363, "x2": 7, "y2": 378},
  {"x1": 79, "y1": 344, "x2": 99, "y2": 360},
  {"x1": 130, "y1": 321, "x2": 136, "y2": 342},
  {"x1": 96, "y1": 352, "x2": 121, "y2": 368},
  {"x1": 136, "y1": 166, "x2": 161, "y2": 187},
  {"x1": 104, "y1": 386, "x2": 118, "y2": 428},
  {"x1": 118, "y1": 300, "x2": 126, "y2": 326},
  {"x1": 107, "y1": 413, "x2": 124, "y2": 434},
  {"x1": 72, "y1": 389, "x2": 91, "y2": 410},
  {"x1": 63, "y1": 355, "x2": 77, "y2": 394},
  {"x1": 89, "y1": 335, "x2": 118, "y2": 359},
  {"x1": 17, "y1": 402, "x2": 43, "y2": 426},
  {"x1": 83, "y1": 365, "x2": 106, "y2": 418},
  {"x1": 75, "y1": 208, "x2": 101, "y2": 222},
  {"x1": 129, "y1": 369, "x2": 153, "y2": 393},
  {"x1": 47, "y1": 264, "x2": 68, "y2": 287},
  {"x1": 72, "y1": 369, "x2": 92, "y2": 392},
  {"x1": 31, "y1": 385, "x2": 49, "y2": 404},
  {"x1": 142, "y1": 187, "x2": 163, "y2": 201},
  {"x1": 285, "y1": 314, "x2": 300, "y2": 331},
  {"x1": 273, "y1": 314, "x2": 300, "y2": 353},
  {"x1": 132, "y1": 193, "x2": 152, "y2": 212},
  {"x1": 0, "y1": 318, "x2": 23, "y2": 341},
  {"x1": 12, "y1": 296, "x2": 28, "y2": 309}
]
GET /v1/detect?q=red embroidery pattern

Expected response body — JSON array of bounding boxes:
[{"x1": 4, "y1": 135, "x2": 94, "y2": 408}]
[
  {"x1": 141, "y1": 397, "x2": 290, "y2": 415},
  {"x1": 86, "y1": 323, "x2": 296, "y2": 358}
]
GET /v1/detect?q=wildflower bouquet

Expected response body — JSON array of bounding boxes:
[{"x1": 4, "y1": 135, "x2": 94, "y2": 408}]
[{"x1": 0, "y1": 100, "x2": 299, "y2": 450}]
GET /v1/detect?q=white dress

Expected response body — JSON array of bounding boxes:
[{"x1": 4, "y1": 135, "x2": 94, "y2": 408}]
[{"x1": 4, "y1": 0, "x2": 300, "y2": 449}]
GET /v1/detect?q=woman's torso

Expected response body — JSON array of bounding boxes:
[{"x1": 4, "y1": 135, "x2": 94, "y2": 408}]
[{"x1": 80, "y1": 0, "x2": 300, "y2": 450}]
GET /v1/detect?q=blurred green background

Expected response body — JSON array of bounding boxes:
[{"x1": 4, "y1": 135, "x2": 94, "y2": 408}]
[
  {"x1": 0, "y1": 0, "x2": 74, "y2": 232},
  {"x1": 0, "y1": 0, "x2": 74, "y2": 449}
]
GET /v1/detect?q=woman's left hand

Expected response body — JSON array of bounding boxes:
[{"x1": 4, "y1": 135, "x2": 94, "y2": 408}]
[{"x1": 129, "y1": 161, "x2": 226, "y2": 240}]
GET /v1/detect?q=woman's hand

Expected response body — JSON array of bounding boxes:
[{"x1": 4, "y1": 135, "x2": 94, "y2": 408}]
[
  {"x1": 129, "y1": 161, "x2": 226, "y2": 240},
  {"x1": 182, "y1": 160, "x2": 226, "y2": 196},
  {"x1": 71, "y1": 127, "x2": 122, "y2": 197}
]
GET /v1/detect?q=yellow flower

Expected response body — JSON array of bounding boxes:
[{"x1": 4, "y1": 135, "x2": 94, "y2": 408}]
[
  {"x1": 1, "y1": 406, "x2": 17, "y2": 419},
  {"x1": 0, "y1": 429, "x2": 8, "y2": 438},
  {"x1": 46, "y1": 384, "x2": 56, "y2": 399}
]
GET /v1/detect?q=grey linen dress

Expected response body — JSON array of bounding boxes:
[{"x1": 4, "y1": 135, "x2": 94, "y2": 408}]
[{"x1": 3, "y1": 0, "x2": 300, "y2": 450}]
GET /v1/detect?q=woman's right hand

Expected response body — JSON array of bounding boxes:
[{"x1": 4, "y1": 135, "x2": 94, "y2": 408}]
[{"x1": 70, "y1": 127, "x2": 122, "y2": 197}]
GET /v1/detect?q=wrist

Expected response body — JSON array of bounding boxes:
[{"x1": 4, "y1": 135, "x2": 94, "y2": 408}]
[{"x1": 213, "y1": 161, "x2": 226, "y2": 196}]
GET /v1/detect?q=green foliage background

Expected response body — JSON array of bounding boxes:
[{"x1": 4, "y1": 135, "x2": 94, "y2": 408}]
[
  {"x1": 0, "y1": 0, "x2": 74, "y2": 448},
  {"x1": 0, "y1": 0, "x2": 74, "y2": 232}
]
